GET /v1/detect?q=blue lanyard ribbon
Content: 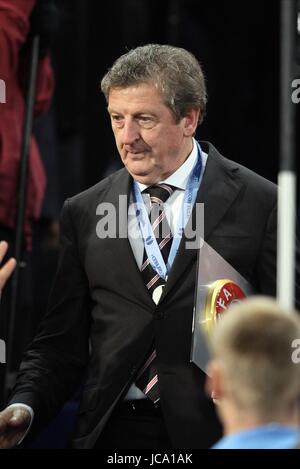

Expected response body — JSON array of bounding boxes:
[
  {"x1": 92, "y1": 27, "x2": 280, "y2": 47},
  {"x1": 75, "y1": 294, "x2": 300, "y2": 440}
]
[{"x1": 133, "y1": 142, "x2": 203, "y2": 281}]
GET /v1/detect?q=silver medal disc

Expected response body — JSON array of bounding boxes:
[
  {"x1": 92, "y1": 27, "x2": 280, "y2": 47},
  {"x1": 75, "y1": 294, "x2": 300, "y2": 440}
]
[{"x1": 152, "y1": 285, "x2": 165, "y2": 305}]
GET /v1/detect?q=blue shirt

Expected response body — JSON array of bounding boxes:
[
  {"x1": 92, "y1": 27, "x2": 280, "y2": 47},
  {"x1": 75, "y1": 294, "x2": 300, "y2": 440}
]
[{"x1": 212, "y1": 424, "x2": 300, "y2": 449}]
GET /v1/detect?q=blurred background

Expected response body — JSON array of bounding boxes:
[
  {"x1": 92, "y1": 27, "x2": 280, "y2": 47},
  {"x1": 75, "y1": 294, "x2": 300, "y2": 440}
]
[
  {"x1": 0, "y1": 0, "x2": 299, "y2": 447},
  {"x1": 42, "y1": 0, "x2": 297, "y2": 195}
]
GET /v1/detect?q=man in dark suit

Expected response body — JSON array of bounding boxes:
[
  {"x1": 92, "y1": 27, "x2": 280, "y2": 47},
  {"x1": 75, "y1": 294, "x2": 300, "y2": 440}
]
[{"x1": 0, "y1": 44, "x2": 279, "y2": 449}]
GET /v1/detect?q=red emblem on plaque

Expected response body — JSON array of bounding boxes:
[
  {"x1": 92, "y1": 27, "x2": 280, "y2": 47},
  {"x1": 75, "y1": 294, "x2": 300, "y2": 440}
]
[
  {"x1": 215, "y1": 281, "x2": 246, "y2": 317},
  {"x1": 204, "y1": 279, "x2": 246, "y2": 337}
]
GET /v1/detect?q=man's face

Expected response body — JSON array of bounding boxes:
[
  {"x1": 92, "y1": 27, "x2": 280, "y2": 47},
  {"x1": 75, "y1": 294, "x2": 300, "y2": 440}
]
[{"x1": 107, "y1": 83, "x2": 199, "y2": 185}]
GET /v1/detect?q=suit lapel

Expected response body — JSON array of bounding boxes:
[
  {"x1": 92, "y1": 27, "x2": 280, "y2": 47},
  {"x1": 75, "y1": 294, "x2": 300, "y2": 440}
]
[
  {"x1": 160, "y1": 141, "x2": 245, "y2": 302},
  {"x1": 103, "y1": 169, "x2": 154, "y2": 309},
  {"x1": 104, "y1": 143, "x2": 245, "y2": 308}
]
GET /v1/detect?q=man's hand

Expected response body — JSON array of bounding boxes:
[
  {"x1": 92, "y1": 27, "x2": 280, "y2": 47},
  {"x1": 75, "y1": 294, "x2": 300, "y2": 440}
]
[
  {"x1": 0, "y1": 241, "x2": 16, "y2": 291},
  {"x1": 0, "y1": 406, "x2": 31, "y2": 449}
]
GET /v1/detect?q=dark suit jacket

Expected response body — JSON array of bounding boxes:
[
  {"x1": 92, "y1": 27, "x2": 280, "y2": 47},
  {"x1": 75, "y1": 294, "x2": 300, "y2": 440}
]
[{"x1": 10, "y1": 142, "x2": 279, "y2": 448}]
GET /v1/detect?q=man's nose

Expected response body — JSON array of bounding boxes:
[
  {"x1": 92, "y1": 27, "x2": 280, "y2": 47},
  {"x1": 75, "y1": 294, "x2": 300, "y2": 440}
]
[{"x1": 122, "y1": 120, "x2": 140, "y2": 145}]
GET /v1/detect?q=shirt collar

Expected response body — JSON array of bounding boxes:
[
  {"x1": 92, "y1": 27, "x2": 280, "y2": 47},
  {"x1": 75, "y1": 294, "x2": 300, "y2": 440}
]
[{"x1": 137, "y1": 138, "x2": 198, "y2": 192}]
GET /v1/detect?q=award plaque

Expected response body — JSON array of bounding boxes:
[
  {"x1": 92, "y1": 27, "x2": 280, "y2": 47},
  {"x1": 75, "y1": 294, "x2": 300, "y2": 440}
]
[{"x1": 190, "y1": 241, "x2": 254, "y2": 374}]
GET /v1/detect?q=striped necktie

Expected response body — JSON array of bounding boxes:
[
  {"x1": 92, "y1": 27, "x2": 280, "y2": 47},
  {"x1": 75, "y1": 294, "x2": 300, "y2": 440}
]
[{"x1": 136, "y1": 183, "x2": 176, "y2": 402}]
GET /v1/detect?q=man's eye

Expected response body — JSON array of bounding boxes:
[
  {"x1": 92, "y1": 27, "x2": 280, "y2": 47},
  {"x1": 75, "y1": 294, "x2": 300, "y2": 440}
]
[
  {"x1": 138, "y1": 117, "x2": 154, "y2": 127},
  {"x1": 111, "y1": 116, "x2": 124, "y2": 127}
]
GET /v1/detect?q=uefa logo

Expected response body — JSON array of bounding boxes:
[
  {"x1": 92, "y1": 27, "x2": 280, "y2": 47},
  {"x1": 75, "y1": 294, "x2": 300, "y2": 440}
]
[{"x1": 146, "y1": 236, "x2": 153, "y2": 246}]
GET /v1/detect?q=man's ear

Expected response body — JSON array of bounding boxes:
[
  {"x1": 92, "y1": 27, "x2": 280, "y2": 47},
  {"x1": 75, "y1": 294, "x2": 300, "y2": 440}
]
[
  {"x1": 205, "y1": 359, "x2": 224, "y2": 401},
  {"x1": 182, "y1": 108, "x2": 200, "y2": 136}
]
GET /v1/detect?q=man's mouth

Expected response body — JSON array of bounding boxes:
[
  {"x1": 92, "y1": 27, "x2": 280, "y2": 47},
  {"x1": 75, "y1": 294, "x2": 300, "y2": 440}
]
[{"x1": 126, "y1": 150, "x2": 146, "y2": 158}]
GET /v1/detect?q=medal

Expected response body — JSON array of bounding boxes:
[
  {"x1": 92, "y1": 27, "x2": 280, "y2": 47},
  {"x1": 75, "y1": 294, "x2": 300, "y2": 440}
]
[
  {"x1": 204, "y1": 279, "x2": 246, "y2": 338},
  {"x1": 152, "y1": 285, "x2": 165, "y2": 305}
]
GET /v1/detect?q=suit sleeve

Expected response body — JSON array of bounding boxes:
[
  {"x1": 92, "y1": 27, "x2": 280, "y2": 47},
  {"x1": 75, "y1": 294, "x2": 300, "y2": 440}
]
[
  {"x1": 255, "y1": 202, "x2": 277, "y2": 297},
  {"x1": 8, "y1": 200, "x2": 90, "y2": 431}
]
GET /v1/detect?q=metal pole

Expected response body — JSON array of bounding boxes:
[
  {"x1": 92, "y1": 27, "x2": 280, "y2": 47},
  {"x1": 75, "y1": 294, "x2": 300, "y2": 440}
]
[
  {"x1": 6, "y1": 36, "x2": 40, "y2": 387},
  {"x1": 277, "y1": 0, "x2": 297, "y2": 310}
]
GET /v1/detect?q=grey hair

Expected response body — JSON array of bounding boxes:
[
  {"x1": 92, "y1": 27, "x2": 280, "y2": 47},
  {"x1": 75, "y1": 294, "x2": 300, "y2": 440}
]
[{"x1": 100, "y1": 44, "x2": 207, "y2": 125}]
